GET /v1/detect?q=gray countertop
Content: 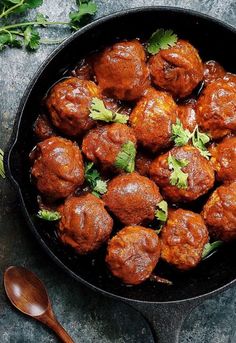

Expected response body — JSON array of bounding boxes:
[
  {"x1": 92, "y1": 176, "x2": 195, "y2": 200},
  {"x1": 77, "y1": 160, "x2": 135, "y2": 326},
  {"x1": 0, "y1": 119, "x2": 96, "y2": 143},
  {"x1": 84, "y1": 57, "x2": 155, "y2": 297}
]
[{"x1": 0, "y1": 0, "x2": 236, "y2": 342}]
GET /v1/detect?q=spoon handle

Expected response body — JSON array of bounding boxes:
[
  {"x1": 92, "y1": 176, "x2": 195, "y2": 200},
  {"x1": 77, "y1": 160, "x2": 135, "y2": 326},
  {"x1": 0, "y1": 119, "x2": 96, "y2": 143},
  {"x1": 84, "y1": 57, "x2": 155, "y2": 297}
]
[{"x1": 42, "y1": 316, "x2": 75, "y2": 343}]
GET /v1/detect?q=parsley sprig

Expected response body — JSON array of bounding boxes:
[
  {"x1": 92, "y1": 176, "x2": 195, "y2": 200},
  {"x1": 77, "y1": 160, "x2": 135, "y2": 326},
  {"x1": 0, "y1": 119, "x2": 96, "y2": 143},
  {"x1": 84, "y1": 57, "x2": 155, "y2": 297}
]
[
  {"x1": 89, "y1": 98, "x2": 129, "y2": 124},
  {"x1": 37, "y1": 209, "x2": 61, "y2": 221},
  {"x1": 202, "y1": 241, "x2": 223, "y2": 260},
  {"x1": 147, "y1": 28, "x2": 178, "y2": 55},
  {"x1": 168, "y1": 154, "x2": 189, "y2": 189},
  {"x1": 114, "y1": 141, "x2": 136, "y2": 173},
  {"x1": 172, "y1": 119, "x2": 191, "y2": 147},
  {"x1": 0, "y1": 0, "x2": 97, "y2": 51},
  {"x1": 85, "y1": 162, "x2": 107, "y2": 197},
  {"x1": 0, "y1": 148, "x2": 5, "y2": 179},
  {"x1": 192, "y1": 126, "x2": 211, "y2": 159}
]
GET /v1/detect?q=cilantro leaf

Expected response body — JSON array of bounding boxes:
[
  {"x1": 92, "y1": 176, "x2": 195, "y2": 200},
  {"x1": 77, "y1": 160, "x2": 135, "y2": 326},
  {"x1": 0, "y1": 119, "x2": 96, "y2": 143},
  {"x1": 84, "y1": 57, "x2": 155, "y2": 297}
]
[
  {"x1": 0, "y1": 149, "x2": 5, "y2": 179},
  {"x1": 93, "y1": 179, "x2": 107, "y2": 197},
  {"x1": 0, "y1": 32, "x2": 22, "y2": 50},
  {"x1": 192, "y1": 126, "x2": 211, "y2": 159},
  {"x1": 114, "y1": 141, "x2": 136, "y2": 173},
  {"x1": 89, "y1": 98, "x2": 128, "y2": 124},
  {"x1": 155, "y1": 200, "x2": 168, "y2": 222},
  {"x1": 37, "y1": 209, "x2": 61, "y2": 221},
  {"x1": 168, "y1": 154, "x2": 189, "y2": 189},
  {"x1": 36, "y1": 13, "x2": 48, "y2": 27},
  {"x1": 23, "y1": 26, "x2": 40, "y2": 50},
  {"x1": 13, "y1": 0, "x2": 43, "y2": 14},
  {"x1": 202, "y1": 241, "x2": 223, "y2": 259},
  {"x1": 147, "y1": 28, "x2": 178, "y2": 55},
  {"x1": 85, "y1": 162, "x2": 107, "y2": 197},
  {"x1": 69, "y1": 1, "x2": 97, "y2": 30},
  {"x1": 172, "y1": 119, "x2": 192, "y2": 147}
]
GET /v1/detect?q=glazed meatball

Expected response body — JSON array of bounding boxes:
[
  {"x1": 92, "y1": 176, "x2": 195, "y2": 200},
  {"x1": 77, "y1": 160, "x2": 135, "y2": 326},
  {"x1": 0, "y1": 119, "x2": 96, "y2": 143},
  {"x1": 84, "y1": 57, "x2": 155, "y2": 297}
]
[
  {"x1": 58, "y1": 194, "x2": 113, "y2": 254},
  {"x1": 223, "y1": 72, "x2": 236, "y2": 86},
  {"x1": 30, "y1": 137, "x2": 84, "y2": 199},
  {"x1": 82, "y1": 123, "x2": 136, "y2": 171},
  {"x1": 93, "y1": 40, "x2": 150, "y2": 101},
  {"x1": 196, "y1": 79, "x2": 236, "y2": 139},
  {"x1": 103, "y1": 172, "x2": 162, "y2": 225},
  {"x1": 150, "y1": 145, "x2": 215, "y2": 203},
  {"x1": 203, "y1": 60, "x2": 225, "y2": 84},
  {"x1": 33, "y1": 114, "x2": 56, "y2": 141},
  {"x1": 177, "y1": 99, "x2": 197, "y2": 132},
  {"x1": 106, "y1": 226, "x2": 160, "y2": 285},
  {"x1": 149, "y1": 40, "x2": 203, "y2": 98},
  {"x1": 135, "y1": 150, "x2": 153, "y2": 176},
  {"x1": 202, "y1": 183, "x2": 236, "y2": 241},
  {"x1": 160, "y1": 209, "x2": 209, "y2": 270},
  {"x1": 210, "y1": 136, "x2": 236, "y2": 184},
  {"x1": 129, "y1": 88, "x2": 177, "y2": 152},
  {"x1": 46, "y1": 77, "x2": 100, "y2": 136}
]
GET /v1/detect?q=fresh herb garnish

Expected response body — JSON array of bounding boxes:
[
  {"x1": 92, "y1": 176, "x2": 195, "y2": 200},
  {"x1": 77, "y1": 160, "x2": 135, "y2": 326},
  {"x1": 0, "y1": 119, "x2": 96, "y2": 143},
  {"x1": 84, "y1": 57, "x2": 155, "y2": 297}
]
[
  {"x1": 202, "y1": 241, "x2": 223, "y2": 259},
  {"x1": 37, "y1": 209, "x2": 61, "y2": 221},
  {"x1": 155, "y1": 200, "x2": 168, "y2": 222},
  {"x1": 114, "y1": 141, "x2": 136, "y2": 173},
  {"x1": 192, "y1": 126, "x2": 211, "y2": 160},
  {"x1": 85, "y1": 162, "x2": 107, "y2": 197},
  {"x1": 172, "y1": 119, "x2": 192, "y2": 147},
  {"x1": 0, "y1": 0, "x2": 97, "y2": 51},
  {"x1": 168, "y1": 154, "x2": 189, "y2": 189},
  {"x1": 0, "y1": 149, "x2": 5, "y2": 179},
  {"x1": 89, "y1": 98, "x2": 129, "y2": 124},
  {"x1": 147, "y1": 28, "x2": 178, "y2": 55}
]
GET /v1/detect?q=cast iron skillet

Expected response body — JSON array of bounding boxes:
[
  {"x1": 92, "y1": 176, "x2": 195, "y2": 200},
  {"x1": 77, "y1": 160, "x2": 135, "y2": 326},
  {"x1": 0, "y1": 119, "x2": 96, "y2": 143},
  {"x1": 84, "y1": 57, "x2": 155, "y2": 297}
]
[{"x1": 4, "y1": 7, "x2": 236, "y2": 343}]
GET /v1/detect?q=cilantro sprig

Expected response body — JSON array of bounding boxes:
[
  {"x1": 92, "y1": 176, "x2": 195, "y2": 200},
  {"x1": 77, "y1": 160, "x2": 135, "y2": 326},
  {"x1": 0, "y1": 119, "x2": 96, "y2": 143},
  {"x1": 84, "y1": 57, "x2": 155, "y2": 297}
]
[
  {"x1": 37, "y1": 209, "x2": 61, "y2": 221},
  {"x1": 147, "y1": 28, "x2": 178, "y2": 55},
  {"x1": 155, "y1": 200, "x2": 168, "y2": 223},
  {"x1": 0, "y1": 0, "x2": 97, "y2": 51},
  {"x1": 168, "y1": 154, "x2": 189, "y2": 189},
  {"x1": 85, "y1": 162, "x2": 107, "y2": 197},
  {"x1": 89, "y1": 98, "x2": 129, "y2": 124},
  {"x1": 202, "y1": 241, "x2": 223, "y2": 260},
  {"x1": 172, "y1": 119, "x2": 192, "y2": 147},
  {"x1": 114, "y1": 141, "x2": 136, "y2": 173},
  {"x1": 192, "y1": 126, "x2": 211, "y2": 159},
  {"x1": 0, "y1": 149, "x2": 5, "y2": 179}
]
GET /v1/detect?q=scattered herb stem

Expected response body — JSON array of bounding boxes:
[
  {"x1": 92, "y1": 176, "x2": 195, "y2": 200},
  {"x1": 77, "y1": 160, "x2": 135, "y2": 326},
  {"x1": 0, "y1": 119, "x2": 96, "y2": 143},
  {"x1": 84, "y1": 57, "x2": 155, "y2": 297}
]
[{"x1": 0, "y1": 21, "x2": 69, "y2": 32}]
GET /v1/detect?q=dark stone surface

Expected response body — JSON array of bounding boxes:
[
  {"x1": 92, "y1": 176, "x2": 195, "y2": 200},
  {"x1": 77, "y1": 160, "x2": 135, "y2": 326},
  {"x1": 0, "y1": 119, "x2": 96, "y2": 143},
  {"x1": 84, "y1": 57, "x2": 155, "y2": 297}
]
[{"x1": 0, "y1": 0, "x2": 235, "y2": 342}]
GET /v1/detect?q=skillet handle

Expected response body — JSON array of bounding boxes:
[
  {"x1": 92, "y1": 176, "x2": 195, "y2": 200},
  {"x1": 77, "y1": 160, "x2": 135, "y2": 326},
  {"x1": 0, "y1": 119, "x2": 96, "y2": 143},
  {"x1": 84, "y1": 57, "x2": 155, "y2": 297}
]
[{"x1": 127, "y1": 298, "x2": 202, "y2": 343}]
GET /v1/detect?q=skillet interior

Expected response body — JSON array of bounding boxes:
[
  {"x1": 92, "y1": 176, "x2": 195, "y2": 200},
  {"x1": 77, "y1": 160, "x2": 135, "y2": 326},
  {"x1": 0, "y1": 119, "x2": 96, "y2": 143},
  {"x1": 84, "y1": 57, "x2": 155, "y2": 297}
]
[{"x1": 7, "y1": 7, "x2": 236, "y2": 302}]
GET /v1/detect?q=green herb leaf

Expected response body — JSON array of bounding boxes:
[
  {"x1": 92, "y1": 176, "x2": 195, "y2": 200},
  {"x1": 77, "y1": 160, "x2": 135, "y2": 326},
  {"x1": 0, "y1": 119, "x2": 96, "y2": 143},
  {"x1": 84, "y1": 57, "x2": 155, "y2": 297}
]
[
  {"x1": 93, "y1": 179, "x2": 107, "y2": 196},
  {"x1": 0, "y1": 149, "x2": 5, "y2": 179},
  {"x1": 192, "y1": 126, "x2": 211, "y2": 159},
  {"x1": 69, "y1": 1, "x2": 97, "y2": 30},
  {"x1": 13, "y1": 0, "x2": 43, "y2": 14},
  {"x1": 85, "y1": 162, "x2": 107, "y2": 197},
  {"x1": 37, "y1": 209, "x2": 61, "y2": 221},
  {"x1": 0, "y1": 32, "x2": 22, "y2": 50},
  {"x1": 89, "y1": 98, "x2": 129, "y2": 124},
  {"x1": 114, "y1": 141, "x2": 136, "y2": 173},
  {"x1": 36, "y1": 13, "x2": 48, "y2": 27},
  {"x1": 23, "y1": 26, "x2": 40, "y2": 50},
  {"x1": 168, "y1": 154, "x2": 189, "y2": 189},
  {"x1": 202, "y1": 241, "x2": 223, "y2": 259},
  {"x1": 147, "y1": 28, "x2": 178, "y2": 55},
  {"x1": 155, "y1": 200, "x2": 168, "y2": 222},
  {"x1": 172, "y1": 119, "x2": 192, "y2": 147}
]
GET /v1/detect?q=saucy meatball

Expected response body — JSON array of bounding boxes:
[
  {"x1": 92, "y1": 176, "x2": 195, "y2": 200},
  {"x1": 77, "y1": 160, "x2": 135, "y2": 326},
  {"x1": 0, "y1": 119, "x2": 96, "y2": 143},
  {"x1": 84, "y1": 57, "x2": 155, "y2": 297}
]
[
  {"x1": 203, "y1": 60, "x2": 225, "y2": 84},
  {"x1": 33, "y1": 114, "x2": 56, "y2": 141},
  {"x1": 103, "y1": 172, "x2": 162, "y2": 225},
  {"x1": 177, "y1": 99, "x2": 197, "y2": 132},
  {"x1": 150, "y1": 145, "x2": 215, "y2": 203},
  {"x1": 196, "y1": 79, "x2": 236, "y2": 139},
  {"x1": 93, "y1": 40, "x2": 150, "y2": 101},
  {"x1": 58, "y1": 194, "x2": 113, "y2": 254},
  {"x1": 106, "y1": 226, "x2": 160, "y2": 285},
  {"x1": 160, "y1": 209, "x2": 209, "y2": 270},
  {"x1": 82, "y1": 123, "x2": 136, "y2": 171},
  {"x1": 149, "y1": 40, "x2": 203, "y2": 98},
  {"x1": 30, "y1": 137, "x2": 84, "y2": 199},
  {"x1": 135, "y1": 150, "x2": 153, "y2": 176},
  {"x1": 46, "y1": 77, "x2": 100, "y2": 136},
  {"x1": 210, "y1": 136, "x2": 236, "y2": 184},
  {"x1": 223, "y1": 72, "x2": 236, "y2": 86},
  {"x1": 129, "y1": 88, "x2": 177, "y2": 152},
  {"x1": 202, "y1": 183, "x2": 236, "y2": 241}
]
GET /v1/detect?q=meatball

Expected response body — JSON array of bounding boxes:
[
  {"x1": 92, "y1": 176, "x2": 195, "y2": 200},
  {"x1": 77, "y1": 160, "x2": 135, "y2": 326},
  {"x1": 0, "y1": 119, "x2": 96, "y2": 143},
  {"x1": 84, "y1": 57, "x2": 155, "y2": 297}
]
[
  {"x1": 196, "y1": 79, "x2": 236, "y2": 139},
  {"x1": 223, "y1": 72, "x2": 236, "y2": 86},
  {"x1": 82, "y1": 123, "x2": 136, "y2": 171},
  {"x1": 150, "y1": 145, "x2": 215, "y2": 203},
  {"x1": 93, "y1": 40, "x2": 150, "y2": 101},
  {"x1": 135, "y1": 150, "x2": 153, "y2": 176},
  {"x1": 177, "y1": 99, "x2": 197, "y2": 132},
  {"x1": 202, "y1": 183, "x2": 236, "y2": 241},
  {"x1": 46, "y1": 77, "x2": 100, "y2": 136},
  {"x1": 160, "y1": 209, "x2": 209, "y2": 270},
  {"x1": 129, "y1": 88, "x2": 177, "y2": 152},
  {"x1": 210, "y1": 136, "x2": 236, "y2": 184},
  {"x1": 58, "y1": 194, "x2": 113, "y2": 254},
  {"x1": 33, "y1": 114, "x2": 56, "y2": 141},
  {"x1": 30, "y1": 137, "x2": 84, "y2": 199},
  {"x1": 203, "y1": 60, "x2": 225, "y2": 84},
  {"x1": 103, "y1": 172, "x2": 162, "y2": 225},
  {"x1": 149, "y1": 40, "x2": 203, "y2": 98},
  {"x1": 106, "y1": 226, "x2": 160, "y2": 285}
]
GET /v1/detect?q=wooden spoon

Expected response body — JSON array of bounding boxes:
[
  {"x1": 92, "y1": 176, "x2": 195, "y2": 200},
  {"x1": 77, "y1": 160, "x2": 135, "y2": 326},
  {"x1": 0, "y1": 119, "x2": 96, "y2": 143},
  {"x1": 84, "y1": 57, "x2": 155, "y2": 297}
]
[{"x1": 4, "y1": 266, "x2": 75, "y2": 343}]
